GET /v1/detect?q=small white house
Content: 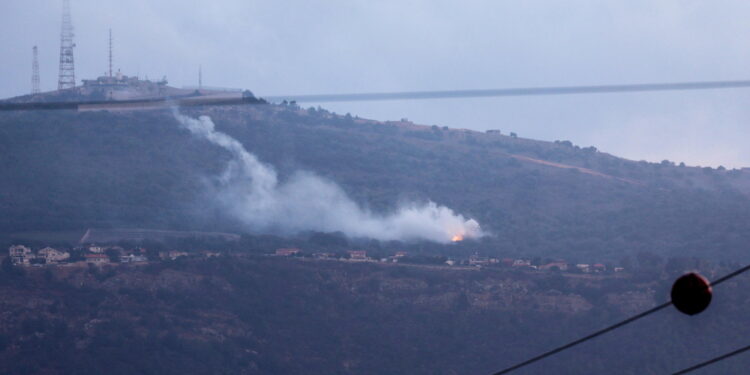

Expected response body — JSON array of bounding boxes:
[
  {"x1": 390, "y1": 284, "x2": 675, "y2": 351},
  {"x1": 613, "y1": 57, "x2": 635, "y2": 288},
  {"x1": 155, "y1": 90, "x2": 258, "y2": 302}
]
[
  {"x1": 348, "y1": 250, "x2": 368, "y2": 261},
  {"x1": 8, "y1": 245, "x2": 33, "y2": 265},
  {"x1": 120, "y1": 254, "x2": 148, "y2": 263},
  {"x1": 38, "y1": 247, "x2": 70, "y2": 264},
  {"x1": 88, "y1": 246, "x2": 104, "y2": 254},
  {"x1": 85, "y1": 254, "x2": 110, "y2": 265}
]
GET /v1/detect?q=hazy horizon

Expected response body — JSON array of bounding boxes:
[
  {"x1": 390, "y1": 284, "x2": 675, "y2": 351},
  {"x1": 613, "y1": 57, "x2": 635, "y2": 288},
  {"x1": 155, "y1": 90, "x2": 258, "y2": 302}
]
[{"x1": 2, "y1": 0, "x2": 750, "y2": 168}]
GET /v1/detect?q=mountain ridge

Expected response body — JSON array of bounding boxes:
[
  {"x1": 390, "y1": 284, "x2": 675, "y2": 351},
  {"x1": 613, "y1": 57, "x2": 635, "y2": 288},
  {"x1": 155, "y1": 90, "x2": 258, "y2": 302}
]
[{"x1": 1, "y1": 102, "x2": 749, "y2": 261}]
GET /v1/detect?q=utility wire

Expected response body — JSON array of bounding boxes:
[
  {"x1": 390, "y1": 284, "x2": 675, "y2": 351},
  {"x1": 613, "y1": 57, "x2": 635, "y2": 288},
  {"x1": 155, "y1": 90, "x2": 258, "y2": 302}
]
[
  {"x1": 706, "y1": 264, "x2": 750, "y2": 287},
  {"x1": 4, "y1": 77, "x2": 750, "y2": 372},
  {"x1": 671, "y1": 343, "x2": 750, "y2": 375},
  {"x1": 491, "y1": 302, "x2": 672, "y2": 375},
  {"x1": 264, "y1": 79, "x2": 750, "y2": 103},
  {"x1": 663, "y1": 265, "x2": 750, "y2": 375},
  {"x1": 5, "y1": 79, "x2": 750, "y2": 111},
  {"x1": 490, "y1": 264, "x2": 750, "y2": 375}
]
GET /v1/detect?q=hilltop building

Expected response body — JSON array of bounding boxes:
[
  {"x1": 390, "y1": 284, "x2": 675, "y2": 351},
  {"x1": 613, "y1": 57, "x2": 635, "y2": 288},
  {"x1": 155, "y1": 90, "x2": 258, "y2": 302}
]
[{"x1": 81, "y1": 71, "x2": 169, "y2": 100}]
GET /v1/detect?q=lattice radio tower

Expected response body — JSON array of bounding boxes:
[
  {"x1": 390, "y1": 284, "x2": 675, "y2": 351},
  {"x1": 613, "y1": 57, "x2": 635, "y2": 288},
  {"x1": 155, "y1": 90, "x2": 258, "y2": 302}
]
[
  {"x1": 57, "y1": 0, "x2": 76, "y2": 90},
  {"x1": 31, "y1": 46, "x2": 40, "y2": 94},
  {"x1": 109, "y1": 29, "x2": 113, "y2": 77}
]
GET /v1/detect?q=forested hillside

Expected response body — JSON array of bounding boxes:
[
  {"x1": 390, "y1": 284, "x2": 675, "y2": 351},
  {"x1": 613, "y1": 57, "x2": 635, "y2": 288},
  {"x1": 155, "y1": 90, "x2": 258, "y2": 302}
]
[
  {"x1": 0, "y1": 255, "x2": 747, "y2": 375},
  {"x1": 1, "y1": 103, "x2": 749, "y2": 261}
]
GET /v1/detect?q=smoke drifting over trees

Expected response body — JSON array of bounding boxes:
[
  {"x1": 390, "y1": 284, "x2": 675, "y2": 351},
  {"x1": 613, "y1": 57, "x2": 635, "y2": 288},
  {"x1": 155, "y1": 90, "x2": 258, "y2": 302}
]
[{"x1": 173, "y1": 112, "x2": 483, "y2": 243}]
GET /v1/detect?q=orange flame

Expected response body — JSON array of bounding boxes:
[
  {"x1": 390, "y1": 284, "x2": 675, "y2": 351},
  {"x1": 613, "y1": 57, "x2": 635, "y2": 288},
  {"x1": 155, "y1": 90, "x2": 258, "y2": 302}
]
[{"x1": 451, "y1": 234, "x2": 464, "y2": 242}]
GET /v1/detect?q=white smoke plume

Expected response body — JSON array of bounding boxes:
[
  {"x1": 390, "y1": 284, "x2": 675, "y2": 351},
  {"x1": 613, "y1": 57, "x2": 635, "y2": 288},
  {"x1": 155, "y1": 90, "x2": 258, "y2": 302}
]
[{"x1": 173, "y1": 112, "x2": 483, "y2": 243}]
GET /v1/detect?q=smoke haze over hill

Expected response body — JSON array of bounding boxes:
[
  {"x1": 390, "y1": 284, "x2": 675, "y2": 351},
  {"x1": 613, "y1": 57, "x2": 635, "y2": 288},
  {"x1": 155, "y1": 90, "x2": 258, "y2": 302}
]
[{"x1": 173, "y1": 111, "x2": 482, "y2": 242}]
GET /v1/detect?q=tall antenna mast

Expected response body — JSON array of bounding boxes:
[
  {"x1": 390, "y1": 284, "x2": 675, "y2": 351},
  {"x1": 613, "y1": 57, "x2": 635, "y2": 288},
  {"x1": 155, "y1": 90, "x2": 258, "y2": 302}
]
[
  {"x1": 31, "y1": 46, "x2": 40, "y2": 94},
  {"x1": 57, "y1": 0, "x2": 76, "y2": 90},
  {"x1": 199, "y1": 65, "x2": 202, "y2": 89},
  {"x1": 108, "y1": 29, "x2": 113, "y2": 77}
]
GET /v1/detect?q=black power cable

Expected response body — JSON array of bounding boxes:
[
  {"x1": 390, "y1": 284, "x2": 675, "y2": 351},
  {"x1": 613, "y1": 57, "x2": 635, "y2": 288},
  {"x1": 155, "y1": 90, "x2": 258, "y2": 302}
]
[
  {"x1": 490, "y1": 264, "x2": 750, "y2": 375},
  {"x1": 672, "y1": 343, "x2": 750, "y2": 374},
  {"x1": 707, "y1": 264, "x2": 750, "y2": 287},
  {"x1": 492, "y1": 302, "x2": 672, "y2": 375}
]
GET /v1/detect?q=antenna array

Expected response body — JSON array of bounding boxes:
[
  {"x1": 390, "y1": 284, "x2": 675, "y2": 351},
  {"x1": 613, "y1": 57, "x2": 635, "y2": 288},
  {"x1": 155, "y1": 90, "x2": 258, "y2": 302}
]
[
  {"x1": 57, "y1": 0, "x2": 76, "y2": 90},
  {"x1": 31, "y1": 46, "x2": 40, "y2": 94}
]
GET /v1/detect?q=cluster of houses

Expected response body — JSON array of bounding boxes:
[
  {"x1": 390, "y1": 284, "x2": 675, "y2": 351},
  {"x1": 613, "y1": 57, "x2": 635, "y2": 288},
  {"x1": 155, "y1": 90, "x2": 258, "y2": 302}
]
[
  {"x1": 7, "y1": 244, "x2": 149, "y2": 266},
  {"x1": 7, "y1": 244, "x2": 224, "y2": 267},
  {"x1": 274, "y1": 248, "x2": 407, "y2": 263},
  {"x1": 273, "y1": 248, "x2": 624, "y2": 274},
  {"x1": 8, "y1": 242, "x2": 623, "y2": 274},
  {"x1": 9, "y1": 245, "x2": 70, "y2": 266},
  {"x1": 481, "y1": 257, "x2": 623, "y2": 273},
  {"x1": 446, "y1": 255, "x2": 622, "y2": 273}
]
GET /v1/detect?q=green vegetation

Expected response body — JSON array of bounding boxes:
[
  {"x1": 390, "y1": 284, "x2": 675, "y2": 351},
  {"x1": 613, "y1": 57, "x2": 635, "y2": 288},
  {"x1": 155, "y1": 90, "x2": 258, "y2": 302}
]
[
  {"x1": 0, "y1": 256, "x2": 747, "y2": 374},
  {"x1": 1, "y1": 104, "x2": 750, "y2": 262}
]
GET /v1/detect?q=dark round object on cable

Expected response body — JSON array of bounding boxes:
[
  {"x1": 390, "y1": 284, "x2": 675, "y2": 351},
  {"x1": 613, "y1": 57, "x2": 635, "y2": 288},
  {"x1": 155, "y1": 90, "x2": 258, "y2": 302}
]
[{"x1": 671, "y1": 272, "x2": 712, "y2": 316}]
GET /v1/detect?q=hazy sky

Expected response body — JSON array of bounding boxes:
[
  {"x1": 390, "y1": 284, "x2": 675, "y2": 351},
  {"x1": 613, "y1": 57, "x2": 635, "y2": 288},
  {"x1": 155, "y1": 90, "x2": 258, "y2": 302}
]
[{"x1": 2, "y1": 0, "x2": 750, "y2": 167}]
